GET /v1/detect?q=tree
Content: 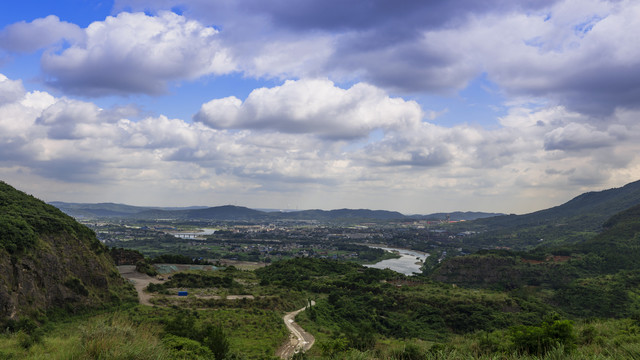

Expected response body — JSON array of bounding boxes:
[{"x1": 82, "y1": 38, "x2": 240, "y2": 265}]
[{"x1": 204, "y1": 324, "x2": 230, "y2": 360}]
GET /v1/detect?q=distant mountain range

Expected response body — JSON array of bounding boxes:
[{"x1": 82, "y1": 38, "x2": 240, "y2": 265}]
[
  {"x1": 49, "y1": 179, "x2": 640, "y2": 232},
  {"x1": 49, "y1": 201, "x2": 502, "y2": 222}
]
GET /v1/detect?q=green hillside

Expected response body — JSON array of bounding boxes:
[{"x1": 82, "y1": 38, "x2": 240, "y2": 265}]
[
  {"x1": 459, "y1": 179, "x2": 640, "y2": 249},
  {"x1": 432, "y1": 202, "x2": 640, "y2": 319},
  {"x1": 0, "y1": 181, "x2": 135, "y2": 327}
]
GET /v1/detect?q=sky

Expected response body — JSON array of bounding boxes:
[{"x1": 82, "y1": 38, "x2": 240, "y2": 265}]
[{"x1": 1, "y1": 0, "x2": 639, "y2": 215}]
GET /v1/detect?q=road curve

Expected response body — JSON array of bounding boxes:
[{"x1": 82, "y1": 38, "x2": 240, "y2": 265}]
[
  {"x1": 276, "y1": 301, "x2": 316, "y2": 359},
  {"x1": 117, "y1": 265, "x2": 164, "y2": 306}
]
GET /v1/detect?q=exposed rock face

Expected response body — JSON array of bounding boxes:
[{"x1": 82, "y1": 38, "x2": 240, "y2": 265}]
[{"x1": 0, "y1": 181, "x2": 134, "y2": 322}]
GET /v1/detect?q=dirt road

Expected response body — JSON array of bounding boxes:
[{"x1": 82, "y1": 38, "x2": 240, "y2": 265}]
[
  {"x1": 276, "y1": 301, "x2": 315, "y2": 359},
  {"x1": 117, "y1": 265, "x2": 164, "y2": 306}
]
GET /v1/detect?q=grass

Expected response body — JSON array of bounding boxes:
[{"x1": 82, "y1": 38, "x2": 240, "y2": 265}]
[
  {"x1": 0, "y1": 312, "x2": 168, "y2": 360},
  {"x1": 124, "y1": 305, "x2": 289, "y2": 358}
]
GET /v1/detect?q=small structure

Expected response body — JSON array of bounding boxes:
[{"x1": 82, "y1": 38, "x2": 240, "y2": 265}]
[{"x1": 178, "y1": 291, "x2": 188, "y2": 296}]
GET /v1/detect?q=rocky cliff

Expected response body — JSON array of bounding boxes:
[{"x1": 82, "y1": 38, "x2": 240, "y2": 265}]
[{"x1": 0, "y1": 181, "x2": 135, "y2": 323}]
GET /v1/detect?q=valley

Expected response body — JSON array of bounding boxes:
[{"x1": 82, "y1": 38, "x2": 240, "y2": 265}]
[{"x1": 4, "y1": 180, "x2": 640, "y2": 359}]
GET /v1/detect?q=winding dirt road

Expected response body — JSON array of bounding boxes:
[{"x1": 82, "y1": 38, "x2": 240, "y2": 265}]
[
  {"x1": 119, "y1": 265, "x2": 315, "y2": 358},
  {"x1": 276, "y1": 301, "x2": 315, "y2": 359},
  {"x1": 117, "y1": 265, "x2": 164, "y2": 306}
]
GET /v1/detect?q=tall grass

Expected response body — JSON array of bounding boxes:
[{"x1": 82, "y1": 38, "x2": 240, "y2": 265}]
[
  {"x1": 79, "y1": 314, "x2": 169, "y2": 359},
  {"x1": 0, "y1": 313, "x2": 169, "y2": 360}
]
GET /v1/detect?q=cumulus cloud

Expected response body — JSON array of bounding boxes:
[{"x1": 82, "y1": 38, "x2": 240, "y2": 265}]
[
  {"x1": 0, "y1": 74, "x2": 25, "y2": 105},
  {"x1": 111, "y1": 0, "x2": 640, "y2": 118},
  {"x1": 38, "y1": 11, "x2": 235, "y2": 96},
  {"x1": 544, "y1": 123, "x2": 615, "y2": 151},
  {"x1": 421, "y1": 0, "x2": 640, "y2": 115},
  {"x1": 113, "y1": 0, "x2": 558, "y2": 94},
  {"x1": 0, "y1": 15, "x2": 84, "y2": 53},
  {"x1": 194, "y1": 79, "x2": 423, "y2": 139},
  {"x1": 2, "y1": 69, "x2": 640, "y2": 213}
]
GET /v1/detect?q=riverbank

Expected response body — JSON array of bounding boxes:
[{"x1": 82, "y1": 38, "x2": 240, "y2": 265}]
[{"x1": 364, "y1": 245, "x2": 430, "y2": 276}]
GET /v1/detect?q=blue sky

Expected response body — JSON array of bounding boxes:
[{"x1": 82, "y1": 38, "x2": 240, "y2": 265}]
[{"x1": 1, "y1": 0, "x2": 639, "y2": 214}]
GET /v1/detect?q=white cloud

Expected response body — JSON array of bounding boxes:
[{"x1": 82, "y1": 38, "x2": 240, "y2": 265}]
[
  {"x1": 0, "y1": 15, "x2": 84, "y2": 53},
  {"x1": 195, "y1": 79, "x2": 423, "y2": 139},
  {"x1": 40, "y1": 11, "x2": 235, "y2": 96},
  {"x1": 544, "y1": 122, "x2": 614, "y2": 151},
  {"x1": 421, "y1": 0, "x2": 640, "y2": 114},
  {"x1": 0, "y1": 74, "x2": 25, "y2": 105},
  {"x1": 1, "y1": 71, "x2": 640, "y2": 213}
]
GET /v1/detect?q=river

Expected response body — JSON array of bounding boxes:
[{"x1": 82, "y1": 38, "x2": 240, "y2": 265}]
[
  {"x1": 171, "y1": 228, "x2": 217, "y2": 238},
  {"x1": 364, "y1": 246, "x2": 429, "y2": 276}
]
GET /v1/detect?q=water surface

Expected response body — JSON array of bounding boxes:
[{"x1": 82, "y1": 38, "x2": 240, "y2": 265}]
[{"x1": 365, "y1": 246, "x2": 429, "y2": 276}]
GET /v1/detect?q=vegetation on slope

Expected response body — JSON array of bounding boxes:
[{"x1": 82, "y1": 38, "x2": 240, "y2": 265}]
[
  {"x1": 431, "y1": 202, "x2": 640, "y2": 319},
  {"x1": 0, "y1": 181, "x2": 98, "y2": 253},
  {"x1": 0, "y1": 181, "x2": 136, "y2": 328},
  {"x1": 456, "y1": 179, "x2": 640, "y2": 249}
]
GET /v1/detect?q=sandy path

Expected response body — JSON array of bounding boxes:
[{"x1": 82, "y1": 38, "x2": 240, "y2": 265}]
[
  {"x1": 276, "y1": 301, "x2": 315, "y2": 359},
  {"x1": 117, "y1": 265, "x2": 164, "y2": 306}
]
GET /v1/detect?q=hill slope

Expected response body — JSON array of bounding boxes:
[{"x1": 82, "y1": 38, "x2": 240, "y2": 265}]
[
  {"x1": 0, "y1": 182, "x2": 134, "y2": 324},
  {"x1": 463, "y1": 179, "x2": 640, "y2": 248},
  {"x1": 432, "y1": 202, "x2": 640, "y2": 317}
]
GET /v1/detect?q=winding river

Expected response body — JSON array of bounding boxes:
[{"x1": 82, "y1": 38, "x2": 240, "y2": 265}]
[{"x1": 365, "y1": 246, "x2": 429, "y2": 276}]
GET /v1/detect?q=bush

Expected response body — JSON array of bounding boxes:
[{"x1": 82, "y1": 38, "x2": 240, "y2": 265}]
[
  {"x1": 0, "y1": 215, "x2": 37, "y2": 253},
  {"x1": 388, "y1": 343, "x2": 424, "y2": 360},
  {"x1": 510, "y1": 316, "x2": 576, "y2": 355},
  {"x1": 203, "y1": 324, "x2": 230, "y2": 360},
  {"x1": 163, "y1": 334, "x2": 213, "y2": 359},
  {"x1": 136, "y1": 260, "x2": 158, "y2": 276}
]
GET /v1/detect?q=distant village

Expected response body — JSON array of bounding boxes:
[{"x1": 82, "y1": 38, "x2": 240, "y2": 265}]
[{"x1": 84, "y1": 218, "x2": 477, "y2": 264}]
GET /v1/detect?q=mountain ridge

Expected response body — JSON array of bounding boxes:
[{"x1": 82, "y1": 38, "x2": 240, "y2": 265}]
[
  {"x1": 458, "y1": 179, "x2": 640, "y2": 248},
  {"x1": 50, "y1": 202, "x2": 503, "y2": 222}
]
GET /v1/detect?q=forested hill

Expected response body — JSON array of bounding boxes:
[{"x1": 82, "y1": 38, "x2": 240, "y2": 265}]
[
  {"x1": 0, "y1": 181, "x2": 134, "y2": 325},
  {"x1": 461, "y1": 179, "x2": 640, "y2": 248},
  {"x1": 570, "y1": 203, "x2": 640, "y2": 273},
  {"x1": 431, "y1": 202, "x2": 640, "y2": 318}
]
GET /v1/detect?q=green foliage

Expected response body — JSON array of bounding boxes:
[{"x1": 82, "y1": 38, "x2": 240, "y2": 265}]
[
  {"x1": 320, "y1": 334, "x2": 349, "y2": 358},
  {"x1": 80, "y1": 314, "x2": 169, "y2": 359},
  {"x1": 0, "y1": 181, "x2": 103, "y2": 253},
  {"x1": 203, "y1": 324, "x2": 230, "y2": 360},
  {"x1": 509, "y1": 316, "x2": 576, "y2": 356},
  {"x1": 151, "y1": 253, "x2": 213, "y2": 265},
  {"x1": 63, "y1": 276, "x2": 89, "y2": 296},
  {"x1": 388, "y1": 343, "x2": 425, "y2": 360},
  {"x1": 163, "y1": 334, "x2": 213, "y2": 359},
  {"x1": 161, "y1": 309, "x2": 250, "y2": 359},
  {"x1": 454, "y1": 179, "x2": 640, "y2": 250},
  {"x1": 255, "y1": 258, "x2": 364, "y2": 288},
  {"x1": 0, "y1": 215, "x2": 37, "y2": 253},
  {"x1": 135, "y1": 260, "x2": 158, "y2": 276}
]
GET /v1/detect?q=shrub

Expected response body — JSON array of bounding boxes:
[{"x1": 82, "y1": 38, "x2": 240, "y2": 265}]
[
  {"x1": 203, "y1": 324, "x2": 230, "y2": 360},
  {"x1": 509, "y1": 317, "x2": 576, "y2": 355},
  {"x1": 163, "y1": 334, "x2": 213, "y2": 359},
  {"x1": 135, "y1": 260, "x2": 158, "y2": 276}
]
